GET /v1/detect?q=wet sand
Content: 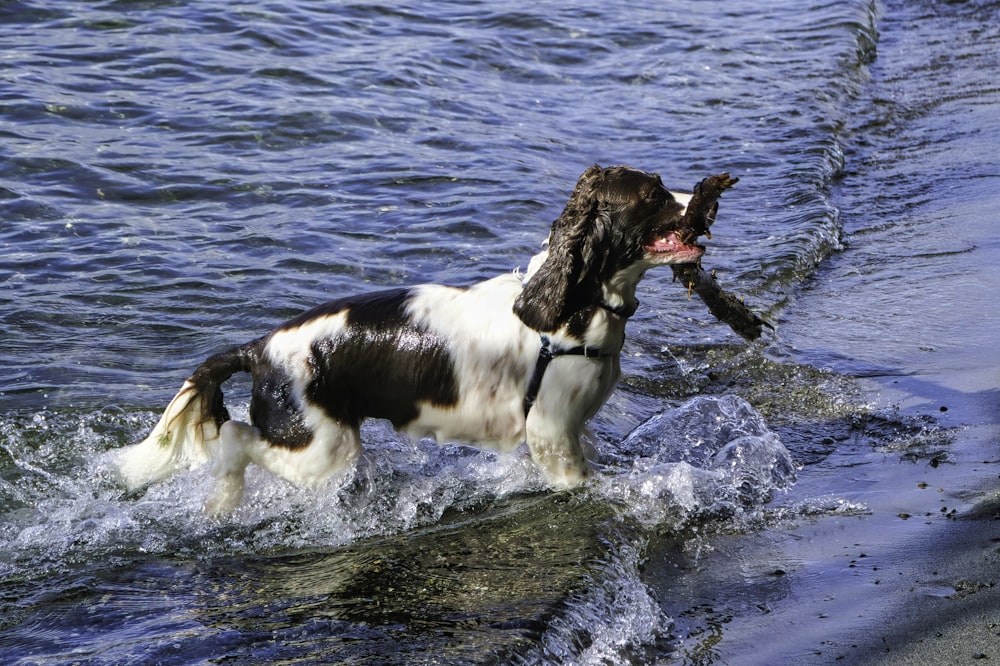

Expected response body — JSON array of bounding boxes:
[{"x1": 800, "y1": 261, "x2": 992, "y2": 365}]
[
  {"x1": 734, "y1": 198, "x2": 1000, "y2": 663},
  {"x1": 856, "y1": 493, "x2": 1000, "y2": 665},
  {"x1": 707, "y1": 180, "x2": 1000, "y2": 662},
  {"x1": 845, "y1": 374, "x2": 1000, "y2": 665},
  {"x1": 655, "y1": 370, "x2": 1000, "y2": 665}
]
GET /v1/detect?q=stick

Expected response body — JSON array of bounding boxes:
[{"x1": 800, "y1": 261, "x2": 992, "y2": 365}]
[
  {"x1": 679, "y1": 172, "x2": 740, "y2": 240},
  {"x1": 672, "y1": 264, "x2": 771, "y2": 341},
  {"x1": 673, "y1": 173, "x2": 771, "y2": 341}
]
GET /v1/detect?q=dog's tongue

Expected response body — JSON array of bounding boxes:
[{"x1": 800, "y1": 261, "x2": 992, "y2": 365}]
[
  {"x1": 650, "y1": 231, "x2": 697, "y2": 253},
  {"x1": 647, "y1": 231, "x2": 705, "y2": 264}
]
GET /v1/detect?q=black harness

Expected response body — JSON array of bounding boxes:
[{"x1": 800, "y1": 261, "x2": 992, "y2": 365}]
[{"x1": 521, "y1": 301, "x2": 635, "y2": 417}]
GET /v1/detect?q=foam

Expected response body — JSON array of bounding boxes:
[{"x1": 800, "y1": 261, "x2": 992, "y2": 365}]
[{"x1": 2, "y1": 395, "x2": 794, "y2": 577}]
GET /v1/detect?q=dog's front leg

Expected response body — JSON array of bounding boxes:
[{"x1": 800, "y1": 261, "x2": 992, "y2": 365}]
[
  {"x1": 522, "y1": 353, "x2": 618, "y2": 488},
  {"x1": 524, "y1": 411, "x2": 590, "y2": 489}
]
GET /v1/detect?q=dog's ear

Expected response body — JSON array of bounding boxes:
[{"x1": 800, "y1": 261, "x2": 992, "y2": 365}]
[{"x1": 514, "y1": 165, "x2": 610, "y2": 332}]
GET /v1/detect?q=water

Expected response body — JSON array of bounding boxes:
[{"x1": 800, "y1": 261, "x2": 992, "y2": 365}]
[{"x1": 2, "y1": 0, "x2": 998, "y2": 663}]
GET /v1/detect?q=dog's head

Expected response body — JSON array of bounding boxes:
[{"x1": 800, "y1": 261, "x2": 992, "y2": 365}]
[{"x1": 514, "y1": 165, "x2": 704, "y2": 333}]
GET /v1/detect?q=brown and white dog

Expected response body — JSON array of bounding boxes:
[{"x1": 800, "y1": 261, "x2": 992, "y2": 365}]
[{"x1": 118, "y1": 165, "x2": 711, "y2": 515}]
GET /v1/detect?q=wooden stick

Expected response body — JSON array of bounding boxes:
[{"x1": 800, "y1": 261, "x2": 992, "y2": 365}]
[
  {"x1": 679, "y1": 172, "x2": 740, "y2": 240},
  {"x1": 672, "y1": 264, "x2": 771, "y2": 341},
  {"x1": 672, "y1": 173, "x2": 771, "y2": 341}
]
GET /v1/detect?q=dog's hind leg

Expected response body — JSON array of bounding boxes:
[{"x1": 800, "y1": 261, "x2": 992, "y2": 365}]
[
  {"x1": 252, "y1": 414, "x2": 363, "y2": 489},
  {"x1": 204, "y1": 420, "x2": 257, "y2": 518},
  {"x1": 204, "y1": 414, "x2": 363, "y2": 517}
]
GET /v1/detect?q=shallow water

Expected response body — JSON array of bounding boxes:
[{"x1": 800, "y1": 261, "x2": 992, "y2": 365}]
[{"x1": 2, "y1": 0, "x2": 998, "y2": 663}]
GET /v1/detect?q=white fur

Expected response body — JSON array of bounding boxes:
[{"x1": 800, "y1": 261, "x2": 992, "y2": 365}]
[
  {"x1": 118, "y1": 380, "x2": 213, "y2": 489},
  {"x1": 402, "y1": 276, "x2": 535, "y2": 450},
  {"x1": 265, "y1": 310, "x2": 349, "y2": 378},
  {"x1": 118, "y1": 165, "x2": 708, "y2": 515}
]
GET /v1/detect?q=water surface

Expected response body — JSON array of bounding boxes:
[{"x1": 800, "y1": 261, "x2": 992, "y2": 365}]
[{"x1": 2, "y1": 0, "x2": 998, "y2": 663}]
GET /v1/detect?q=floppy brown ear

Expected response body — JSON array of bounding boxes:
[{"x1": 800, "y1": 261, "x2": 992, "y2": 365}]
[{"x1": 514, "y1": 165, "x2": 608, "y2": 332}]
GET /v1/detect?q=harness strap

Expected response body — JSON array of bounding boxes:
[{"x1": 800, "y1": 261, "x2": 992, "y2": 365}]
[
  {"x1": 522, "y1": 336, "x2": 616, "y2": 417},
  {"x1": 520, "y1": 297, "x2": 635, "y2": 418}
]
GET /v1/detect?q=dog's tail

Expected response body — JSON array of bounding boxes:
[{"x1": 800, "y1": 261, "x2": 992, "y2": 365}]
[{"x1": 117, "y1": 342, "x2": 258, "y2": 491}]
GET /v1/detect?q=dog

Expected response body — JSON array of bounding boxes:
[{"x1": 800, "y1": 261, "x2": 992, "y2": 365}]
[{"x1": 117, "y1": 165, "x2": 716, "y2": 515}]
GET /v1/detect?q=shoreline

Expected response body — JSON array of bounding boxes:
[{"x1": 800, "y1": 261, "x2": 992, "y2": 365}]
[
  {"x1": 852, "y1": 488, "x2": 1000, "y2": 665},
  {"x1": 655, "y1": 368, "x2": 1000, "y2": 665}
]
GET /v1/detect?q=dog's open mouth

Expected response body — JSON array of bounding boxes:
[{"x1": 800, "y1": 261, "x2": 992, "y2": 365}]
[
  {"x1": 645, "y1": 230, "x2": 705, "y2": 263},
  {"x1": 646, "y1": 172, "x2": 740, "y2": 265}
]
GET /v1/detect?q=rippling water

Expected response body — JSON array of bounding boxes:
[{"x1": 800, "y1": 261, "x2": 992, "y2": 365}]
[
  {"x1": 2, "y1": 0, "x2": 871, "y2": 408},
  {"x1": 2, "y1": 0, "x2": 997, "y2": 663}
]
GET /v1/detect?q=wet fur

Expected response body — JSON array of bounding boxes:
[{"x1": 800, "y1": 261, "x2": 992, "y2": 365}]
[{"x1": 117, "y1": 165, "x2": 704, "y2": 515}]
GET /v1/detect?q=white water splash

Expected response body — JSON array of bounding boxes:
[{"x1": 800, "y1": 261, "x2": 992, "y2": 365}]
[
  {"x1": 527, "y1": 538, "x2": 670, "y2": 666},
  {"x1": 521, "y1": 395, "x2": 796, "y2": 664},
  {"x1": 599, "y1": 395, "x2": 797, "y2": 528},
  {"x1": 0, "y1": 409, "x2": 549, "y2": 571},
  {"x1": 2, "y1": 395, "x2": 794, "y2": 580}
]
